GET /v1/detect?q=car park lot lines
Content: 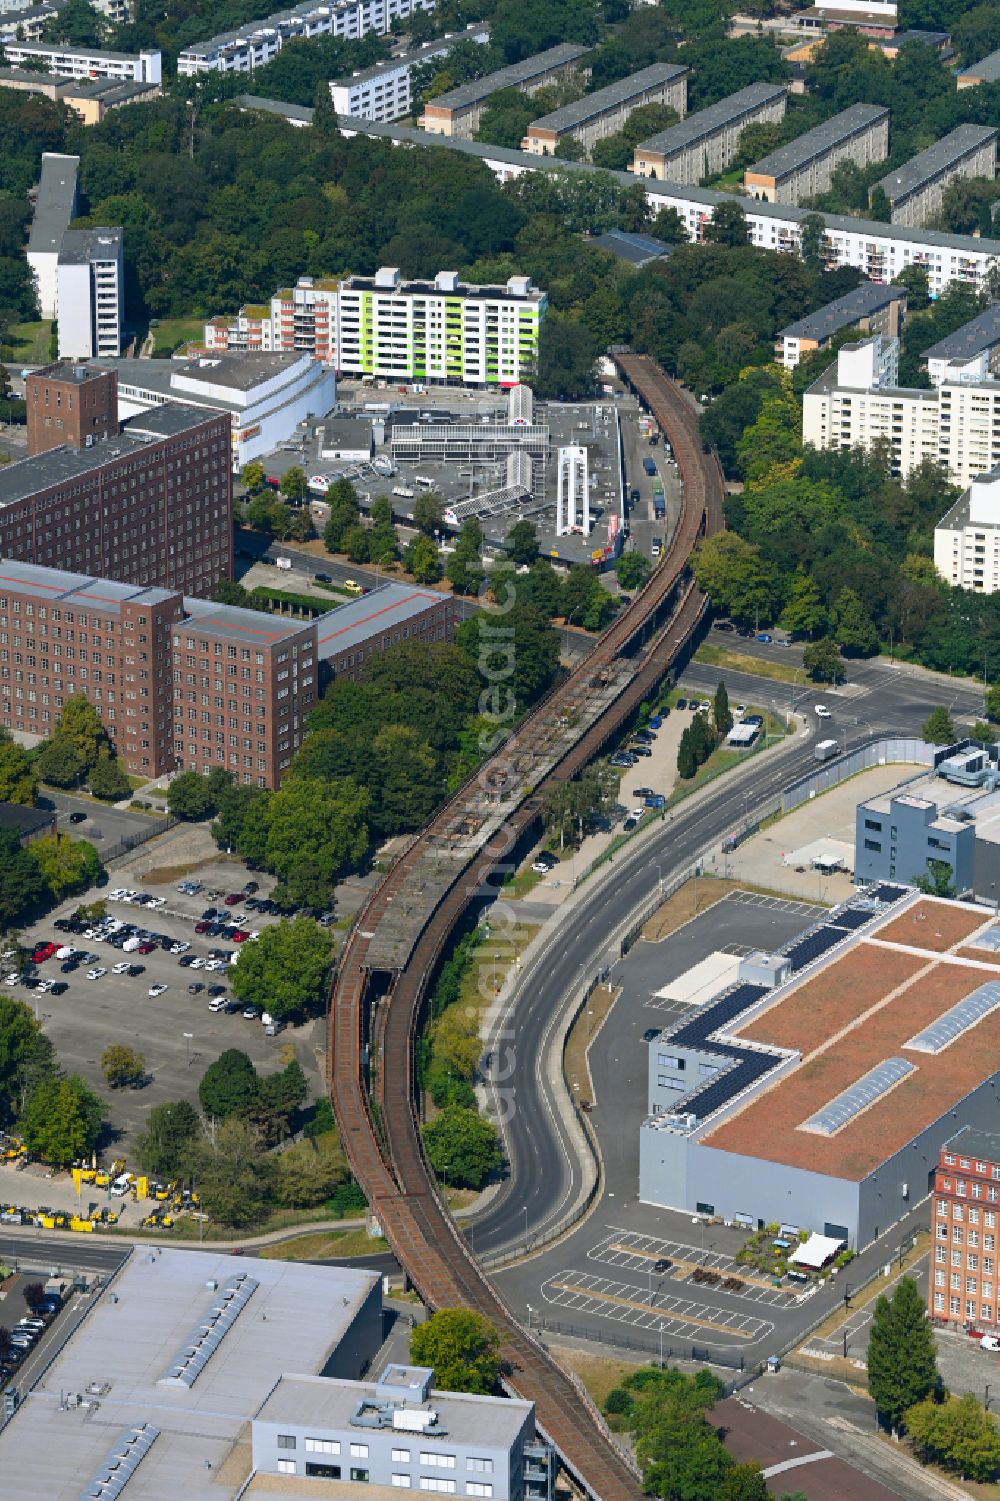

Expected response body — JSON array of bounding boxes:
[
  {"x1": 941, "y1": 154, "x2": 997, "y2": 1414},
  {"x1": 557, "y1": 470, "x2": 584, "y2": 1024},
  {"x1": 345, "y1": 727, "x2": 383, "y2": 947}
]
[
  {"x1": 589, "y1": 1229, "x2": 796, "y2": 1306},
  {"x1": 540, "y1": 1269, "x2": 774, "y2": 1343},
  {"x1": 727, "y1": 892, "x2": 820, "y2": 919}
]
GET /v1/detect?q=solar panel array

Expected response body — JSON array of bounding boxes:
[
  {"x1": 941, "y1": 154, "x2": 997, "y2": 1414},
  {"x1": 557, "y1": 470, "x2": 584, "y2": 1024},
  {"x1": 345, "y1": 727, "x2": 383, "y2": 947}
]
[
  {"x1": 873, "y1": 883, "x2": 908, "y2": 903},
  {"x1": 670, "y1": 983, "x2": 768, "y2": 1048},
  {"x1": 79, "y1": 1424, "x2": 159, "y2": 1501},
  {"x1": 159, "y1": 1272, "x2": 259, "y2": 1389},
  {"x1": 828, "y1": 907, "x2": 872, "y2": 931},
  {"x1": 905, "y1": 980, "x2": 1000, "y2": 1054},
  {"x1": 799, "y1": 1057, "x2": 914, "y2": 1137},
  {"x1": 783, "y1": 926, "x2": 845, "y2": 973}
]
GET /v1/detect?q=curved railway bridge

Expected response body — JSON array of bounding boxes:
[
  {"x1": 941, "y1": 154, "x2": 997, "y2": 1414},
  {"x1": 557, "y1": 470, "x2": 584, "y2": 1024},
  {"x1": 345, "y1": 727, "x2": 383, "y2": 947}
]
[{"x1": 329, "y1": 357, "x2": 724, "y2": 1501}]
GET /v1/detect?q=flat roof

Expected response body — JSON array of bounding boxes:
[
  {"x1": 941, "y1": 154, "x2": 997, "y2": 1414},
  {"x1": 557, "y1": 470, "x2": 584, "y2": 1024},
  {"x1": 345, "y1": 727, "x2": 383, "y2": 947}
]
[
  {"x1": 860, "y1": 765, "x2": 995, "y2": 817},
  {"x1": 341, "y1": 274, "x2": 542, "y2": 303},
  {"x1": 779, "y1": 280, "x2": 905, "y2": 342},
  {"x1": 876, "y1": 123, "x2": 997, "y2": 204},
  {"x1": 58, "y1": 225, "x2": 121, "y2": 264},
  {"x1": 10, "y1": 38, "x2": 152, "y2": 61},
  {"x1": 922, "y1": 301, "x2": 1000, "y2": 361},
  {"x1": 333, "y1": 23, "x2": 488, "y2": 89},
  {"x1": 0, "y1": 1248, "x2": 380, "y2": 1501},
  {"x1": 183, "y1": 595, "x2": 316, "y2": 646},
  {"x1": 428, "y1": 42, "x2": 589, "y2": 112},
  {"x1": 0, "y1": 404, "x2": 221, "y2": 509},
  {"x1": 0, "y1": 800, "x2": 53, "y2": 834},
  {"x1": 0, "y1": 557, "x2": 175, "y2": 613},
  {"x1": 943, "y1": 1124, "x2": 1000, "y2": 1161},
  {"x1": 959, "y1": 45, "x2": 1000, "y2": 81},
  {"x1": 26, "y1": 150, "x2": 78, "y2": 255},
  {"x1": 315, "y1": 580, "x2": 448, "y2": 658},
  {"x1": 747, "y1": 102, "x2": 888, "y2": 181},
  {"x1": 28, "y1": 359, "x2": 110, "y2": 384},
  {"x1": 526, "y1": 63, "x2": 687, "y2": 134},
  {"x1": 257, "y1": 1371, "x2": 533, "y2": 1446},
  {"x1": 703, "y1": 894, "x2": 1000, "y2": 1180},
  {"x1": 634, "y1": 82, "x2": 787, "y2": 158},
  {"x1": 588, "y1": 228, "x2": 674, "y2": 266},
  {"x1": 233, "y1": 96, "x2": 1000, "y2": 260}
]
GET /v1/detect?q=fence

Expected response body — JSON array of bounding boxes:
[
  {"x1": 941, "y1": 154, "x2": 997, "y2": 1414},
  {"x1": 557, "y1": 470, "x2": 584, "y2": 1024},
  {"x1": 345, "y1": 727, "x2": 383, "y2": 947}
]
[
  {"x1": 103, "y1": 814, "x2": 177, "y2": 865},
  {"x1": 781, "y1": 737, "x2": 937, "y2": 815},
  {"x1": 530, "y1": 1315, "x2": 750, "y2": 1372}
]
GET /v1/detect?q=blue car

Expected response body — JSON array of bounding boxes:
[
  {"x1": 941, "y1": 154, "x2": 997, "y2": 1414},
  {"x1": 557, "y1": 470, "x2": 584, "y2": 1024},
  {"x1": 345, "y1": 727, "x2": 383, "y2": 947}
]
[
  {"x1": 755, "y1": 633, "x2": 772, "y2": 644},
  {"x1": 649, "y1": 715, "x2": 663, "y2": 729}
]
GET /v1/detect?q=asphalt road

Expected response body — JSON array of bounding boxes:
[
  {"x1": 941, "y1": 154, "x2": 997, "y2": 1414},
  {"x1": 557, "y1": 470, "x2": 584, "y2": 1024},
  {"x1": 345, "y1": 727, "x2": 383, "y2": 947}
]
[
  {"x1": 473, "y1": 641, "x2": 989, "y2": 1261},
  {"x1": 0, "y1": 1232, "x2": 128, "y2": 1275}
]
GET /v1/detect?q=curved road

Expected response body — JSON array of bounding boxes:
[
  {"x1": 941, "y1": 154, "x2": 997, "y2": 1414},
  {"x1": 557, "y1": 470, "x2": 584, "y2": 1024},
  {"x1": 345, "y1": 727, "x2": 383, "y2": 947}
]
[{"x1": 471, "y1": 651, "x2": 988, "y2": 1259}]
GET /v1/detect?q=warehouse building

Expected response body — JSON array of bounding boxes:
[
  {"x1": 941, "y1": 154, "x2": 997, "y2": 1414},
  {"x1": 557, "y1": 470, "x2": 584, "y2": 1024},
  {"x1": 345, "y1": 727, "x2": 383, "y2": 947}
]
[
  {"x1": 520, "y1": 63, "x2": 688, "y2": 157},
  {"x1": 744, "y1": 102, "x2": 889, "y2": 204},
  {"x1": 329, "y1": 23, "x2": 489, "y2": 122},
  {"x1": 639, "y1": 887, "x2": 1000, "y2": 1250},
  {"x1": 956, "y1": 47, "x2": 1000, "y2": 87},
  {"x1": 630, "y1": 82, "x2": 787, "y2": 184},
  {"x1": 874, "y1": 124, "x2": 997, "y2": 227},
  {"x1": 921, "y1": 302, "x2": 1000, "y2": 387},
  {"x1": 419, "y1": 42, "x2": 589, "y2": 138},
  {"x1": 776, "y1": 280, "x2": 906, "y2": 367},
  {"x1": 177, "y1": 0, "x2": 435, "y2": 75}
]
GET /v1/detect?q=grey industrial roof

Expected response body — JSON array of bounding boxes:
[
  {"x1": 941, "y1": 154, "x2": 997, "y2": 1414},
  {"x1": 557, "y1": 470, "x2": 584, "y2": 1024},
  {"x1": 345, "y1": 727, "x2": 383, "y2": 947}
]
[
  {"x1": 944, "y1": 1124, "x2": 1000, "y2": 1161},
  {"x1": 30, "y1": 359, "x2": 109, "y2": 384},
  {"x1": 589, "y1": 228, "x2": 674, "y2": 265},
  {"x1": 959, "y1": 45, "x2": 1000, "y2": 81},
  {"x1": 182, "y1": 595, "x2": 315, "y2": 645},
  {"x1": 176, "y1": 350, "x2": 305, "y2": 389},
  {"x1": 747, "y1": 102, "x2": 888, "y2": 181},
  {"x1": 0, "y1": 557, "x2": 175, "y2": 611},
  {"x1": 877, "y1": 124, "x2": 998, "y2": 204},
  {"x1": 315, "y1": 580, "x2": 447, "y2": 659},
  {"x1": 525, "y1": 62, "x2": 687, "y2": 134},
  {"x1": 634, "y1": 82, "x2": 787, "y2": 158},
  {"x1": 881, "y1": 28, "x2": 951, "y2": 49},
  {"x1": 0, "y1": 404, "x2": 220, "y2": 509},
  {"x1": 26, "y1": 151, "x2": 78, "y2": 255},
  {"x1": 429, "y1": 42, "x2": 588, "y2": 111},
  {"x1": 779, "y1": 280, "x2": 906, "y2": 342},
  {"x1": 234, "y1": 95, "x2": 1000, "y2": 259},
  {"x1": 0, "y1": 800, "x2": 54, "y2": 836},
  {"x1": 257, "y1": 1370, "x2": 533, "y2": 1445},
  {"x1": 0, "y1": 1248, "x2": 380, "y2": 1501},
  {"x1": 333, "y1": 22, "x2": 489, "y2": 90},
  {"x1": 921, "y1": 301, "x2": 1000, "y2": 361},
  {"x1": 58, "y1": 225, "x2": 122, "y2": 264}
]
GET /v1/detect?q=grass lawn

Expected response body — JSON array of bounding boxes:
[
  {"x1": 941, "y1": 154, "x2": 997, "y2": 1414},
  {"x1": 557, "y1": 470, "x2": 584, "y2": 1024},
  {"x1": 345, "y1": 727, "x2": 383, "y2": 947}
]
[
  {"x1": 149, "y1": 318, "x2": 202, "y2": 356},
  {"x1": 260, "y1": 1227, "x2": 388, "y2": 1260},
  {"x1": 503, "y1": 865, "x2": 546, "y2": 899},
  {"x1": 553, "y1": 1348, "x2": 642, "y2": 1406},
  {"x1": 693, "y1": 642, "x2": 802, "y2": 685},
  {"x1": 460, "y1": 922, "x2": 539, "y2": 1023},
  {"x1": 5, "y1": 321, "x2": 53, "y2": 362}
]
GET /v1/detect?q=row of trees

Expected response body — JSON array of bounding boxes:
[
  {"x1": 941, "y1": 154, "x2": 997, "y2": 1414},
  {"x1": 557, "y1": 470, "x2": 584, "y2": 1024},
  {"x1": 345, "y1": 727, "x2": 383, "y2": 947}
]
[
  {"x1": 0, "y1": 993, "x2": 103, "y2": 1165},
  {"x1": 677, "y1": 682, "x2": 732, "y2": 780}
]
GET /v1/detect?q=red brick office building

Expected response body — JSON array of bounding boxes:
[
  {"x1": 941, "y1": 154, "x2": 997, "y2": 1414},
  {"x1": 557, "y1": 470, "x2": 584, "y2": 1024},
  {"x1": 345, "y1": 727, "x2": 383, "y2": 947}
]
[{"x1": 930, "y1": 1127, "x2": 1000, "y2": 1331}]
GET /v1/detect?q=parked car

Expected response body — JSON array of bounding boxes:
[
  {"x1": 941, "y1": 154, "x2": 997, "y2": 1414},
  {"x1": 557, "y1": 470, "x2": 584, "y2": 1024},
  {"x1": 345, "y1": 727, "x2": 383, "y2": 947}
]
[
  {"x1": 148, "y1": 984, "x2": 168, "y2": 998},
  {"x1": 86, "y1": 967, "x2": 106, "y2": 980},
  {"x1": 69, "y1": 811, "x2": 87, "y2": 824}
]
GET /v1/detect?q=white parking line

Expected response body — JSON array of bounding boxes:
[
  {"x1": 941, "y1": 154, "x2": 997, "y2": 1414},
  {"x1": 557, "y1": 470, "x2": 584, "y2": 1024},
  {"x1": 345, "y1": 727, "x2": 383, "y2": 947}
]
[{"x1": 540, "y1": 1268, "x2": 774, "y2": 1343}]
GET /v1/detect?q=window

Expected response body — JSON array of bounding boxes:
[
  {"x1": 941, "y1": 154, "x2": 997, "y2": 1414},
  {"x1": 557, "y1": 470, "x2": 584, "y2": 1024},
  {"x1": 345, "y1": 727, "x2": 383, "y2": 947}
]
[
  {"x1": 351, "y1": 1469, "x2": 370, "y2": 1483},
  {"x1": 277, "y1": 1460, "x2": 296, "y2": 1475},
  {"x1": 307, "y1": 1463, "x2": 342, "y2": 1480},
  {"x1": 278, "y1": 1435, "x2": 296, "y2": 1449},
  {"x1": 467, "y1": 1486, "x2": 492, "y2": 1497},
  {"x1": 351, "y1": 1444, "x2": 370, "y2": 1459},
  {"x1": 420, "y1": 1480, "x2": 456, "y2": 1494},
  {"x1": 421, "y1": 1455, "x2": 456, "y2": 1469},
  {"x1": 467, "y1": 1460, "x2": 493, "y2": 1474},
  {"x1": 306, "y1": 1439, "x2": 341, "y2": 1454},
  {"x1": 393, "y1": 1477, "x2": 412, "y2": 1489},
  {"x1": 392, "y1": 1450, "x2": 412, "y2": 1463}
]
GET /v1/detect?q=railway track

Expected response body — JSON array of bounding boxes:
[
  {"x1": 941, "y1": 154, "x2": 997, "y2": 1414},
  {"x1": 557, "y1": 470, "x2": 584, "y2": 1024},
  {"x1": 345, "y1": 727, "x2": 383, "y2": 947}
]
[{"x1": 329, "y1": 358, "x2": 724, "y2": 1500}]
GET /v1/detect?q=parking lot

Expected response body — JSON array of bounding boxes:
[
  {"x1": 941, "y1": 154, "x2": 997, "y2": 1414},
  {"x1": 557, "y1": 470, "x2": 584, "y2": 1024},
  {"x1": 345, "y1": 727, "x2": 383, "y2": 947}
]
[
  {"x1": 16, "y1": 877, "x2": 326, "y2": 1160},
  {"x1": 540, "y1": 1267, "x2": 774, "y2": 1346},
  {"x1": 40, "y1": 789, "x2": 170, "y2": 851}
]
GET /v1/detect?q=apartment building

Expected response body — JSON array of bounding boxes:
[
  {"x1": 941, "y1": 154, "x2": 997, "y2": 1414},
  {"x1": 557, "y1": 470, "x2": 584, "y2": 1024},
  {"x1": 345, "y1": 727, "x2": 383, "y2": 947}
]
[
  {"x1": 744, "y1": 102, "x2": 889, "y2": 204},
  {"x1": 934, "y1": 465, "x2": 1000, "y2": 592},
  {"x1": 922, "y1": 303, "x2": 1000, "y2": 387},
  {"x1": 205, "y1": 275, "x2": 339, "y2": 362},
  {"x1": 930, "y1": 1128, "x2": 1000, "y2": 1332},
  {"x1": 957, "y1": 47, "x2": 1000, "y2": 87},
  {"x1": 336, "y1": 267, "x2": 546, "y2": 386},
  {"x1": 796, "y1": 0, "x2": 898, "y2": 35},
  {"x1": 775, "y1": 281, "x2": 906, "y2": 368},
  {"x1": 520, "y1": 63, "x2": 688, "y2": 157},
  {"x1": 253, "y1": 1364, "x2": 553, "y2": 1501},
  {"x1": 26, "y1": 152, "x2": 78, "y2": 322},
  {"x1": 56, "y1": 227, "x2": 123, "y2": 360},
  {"x1": 329, "y1": 23, "x2": 489, "y2": 122},
  {"x1": 177, "y1": 0, "x2": 435, "y2": 75},
  {"x1": 26, "y1": 362, "x2": 118, "y2": 455},
  {"x1": 419, "y1": 42, "x2": 589, "y2": 138},
  {"x1": 0, "y1": 40, "x2": 160, "y2": 81},
  {"x1": 0, "y1": 404, "x2": 232, "y2": 597},
  {"x1": 874, "y1": 124, "x2": 997, "y2": 228},
  {"x1": 803, "y1": 332, "x2": 1000, "y2": 486},
  {"x1": 630, "y1": 82, "x2": 787, "y2": 184}
]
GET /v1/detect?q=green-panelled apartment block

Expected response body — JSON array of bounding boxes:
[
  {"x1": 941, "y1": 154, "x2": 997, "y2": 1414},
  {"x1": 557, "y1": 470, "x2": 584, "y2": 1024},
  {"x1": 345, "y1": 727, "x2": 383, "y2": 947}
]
[{"x1": 335, "y1": 267, "x2": 547, "y2": 387}]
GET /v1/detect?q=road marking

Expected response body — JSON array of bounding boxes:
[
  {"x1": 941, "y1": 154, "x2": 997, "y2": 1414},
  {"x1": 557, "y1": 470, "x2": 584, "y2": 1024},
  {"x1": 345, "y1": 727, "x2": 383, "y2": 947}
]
[
  {"x1": 762, "y1": 1452, "x2": 833, "y2": 1479},
  {"x1": 545, "y1": 1275, "x2": 770, "y2": 1339},
  {"x1": 604, "y1": 1241, "x2": 783, "y2": 1294}
]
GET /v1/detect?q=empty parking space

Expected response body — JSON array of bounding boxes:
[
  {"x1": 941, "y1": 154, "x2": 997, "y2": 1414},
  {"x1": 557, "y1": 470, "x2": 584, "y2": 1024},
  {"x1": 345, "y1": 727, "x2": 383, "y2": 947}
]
[
  {"x1": 588, "y1": 1229, "x2": 796, "y2": 1308},
  {"x1": 540, "y1": 1268, "x2": 774, "y2": 1343},
  {"x1": 726, "y1": 892, "x2": 824, "y2": 918}
]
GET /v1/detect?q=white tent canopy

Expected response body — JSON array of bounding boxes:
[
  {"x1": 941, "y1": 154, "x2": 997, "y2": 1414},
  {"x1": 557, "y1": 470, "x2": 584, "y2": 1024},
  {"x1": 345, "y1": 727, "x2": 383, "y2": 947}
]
[{"x1": 789, "y1": 1232, "x2": 845, "y2": 1269}]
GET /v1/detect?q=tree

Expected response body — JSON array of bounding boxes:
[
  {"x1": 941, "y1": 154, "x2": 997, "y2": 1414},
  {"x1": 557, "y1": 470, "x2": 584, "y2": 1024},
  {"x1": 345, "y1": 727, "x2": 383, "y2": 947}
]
[
  {"x1": 971, "y1": 720, "x2": 997, "y2": 744},
  {"x1": 167, "y1": 770, "x2": 215, "y2": 820},
  {"x1": 20, "y1": 1073, "x2": 102, "y2": 1167},
  {"x1": 135, "y1": 1099, "x2": 201, "y2": 1177},
  {"x1": 705, "y1": 200, "x2": 748, "y2": 246},
  {"x1": 533, "y1": 310, "x2": 597, "y2": 400},
  {"x1": 802, "y1": 638, "x2": 845, "y2": 684},
  {"x1": 0, "y1": 829, "x2": 46, "y2": 928},
  {"x1": 914, "y1": 859, "x2": 956, "y2": 899},
  {"x1": 275, "y1": 1132, "x2": 347, "y2": 1208},
  {"x1": 409, "y1": 1309, "x2": 501, "y2": 1395},
  {"x1": 187, "y1": 1116, "x2": 275, "y2": 1228},
  {"x1": 198, "y1": 1048, "x2": 259, "y2": 1120},
  {"x1": 280, "y1": 465, "x2": 308, "y2": 504},
  {"x1": 456, "y1": 604, "x2": 560, "y2": 710},
  {"x1": 41, "y1": 0, "x2": 106, "y2": 45},
  {"x1": 0, "y1": 732, "x2": 36, "y2": 805},
  {"x1": 834, "y1": 587, "x2": 878, "y2": 657},
  {"x1": 867, "y1": 1276, "x2": 938, "y2": 1434},
  {"x1": 422, "y1": 1105, "x2": 501, "y2": 1190},
  {"x1": 212, "y1": 781, "x2": 265, "y2": 852},
  {"x1": 713, "y1": 680, "x2": 733, "y2": 736},
  {"x1": 236, "y1": 776, "x2": 369, "y2": 908},
  {"x1": 51, "y1": 696, "x2": 110, "y2": 771},
  {"x1": 896, "y1": 263, "x2": 931, "y2": 311},
  {"x1": 35, "y1": 736, "x2": 85, "y2": 788},
  {"x1": 650, "y1": 205, "x2": 689, "y2": 244},
  {"x1": 230, "y1": 917, "x2": 333, "y2": 1021},
  {"x1": 906, "y1": 1392, "x2": 1000, "y2": 1482},
  {"x1": 405, "y1": 533, "x2": 442, "y2": 584},
  {"x1": 693, "y1": 533, "x2": 777, "y2": 627},
  {"x1": 780, "y1": 568, "x2": 827, "y2": 639},
  {"x1": 505, "y1": 519, "x2": 539, "y2": 565},
  {"x1": 101, "y1": 1043, "x2": 145, "y2": 1089},
  {"x1": 241, "y1": 459, "x2": 266, "y2": 494},
  {"x1": 88, "y1": 756, "x2": 131, "y2": 801},
  {"x1": 614, "y1": 551, "x2": 651, "y2": 591},
  {"x1": 986, "y1": 684, "x2": 1000, "y2": 723},
  {"x1": 800, "y1": 212, "x2": 826, "y2": 272},
  {"x1": 343, "y1": 523, "x2": 371, "y2": 564},
  {"x1": 447, "y1": 548, "x2": 484, "y2": 595},
  {"x1": 0, "y1": 994, "x2": 51, "y2": 1122},
  {"x1": 29, "y1": 832, "x2": 101, "y2": 901},
  {"x1": 413, "y1": 490, "x2": 444, "y2": 536},
  {"x1": 922, "y1": 706, "x2": 957, "y2": 746}
]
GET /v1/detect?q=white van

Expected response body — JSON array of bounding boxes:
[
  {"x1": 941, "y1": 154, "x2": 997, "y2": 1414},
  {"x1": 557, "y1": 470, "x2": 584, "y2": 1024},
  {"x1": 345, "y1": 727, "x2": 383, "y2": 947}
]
[
  {"x1": 122, "y1": 937, "x2": 141, "y2": 953},
  {"x1": 110, "y1": 1172, "x2": 133, "y2": 1198},
  {"x1": 415, "y1": 475, "x2": 434, "y2": 488}
]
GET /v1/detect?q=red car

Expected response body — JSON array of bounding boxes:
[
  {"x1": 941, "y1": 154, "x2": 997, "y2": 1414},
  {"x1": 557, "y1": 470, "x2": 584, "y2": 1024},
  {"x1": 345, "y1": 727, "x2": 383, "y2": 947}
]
[
  {"x1": 224, "y1": 893, "x2": 242, "y2": 907},
  {"x1": 32, "y1": 942, "x2": 57, "y2": 963},
  {"x1": 195, "y1": 921, "x2": 210, "y2": 934},
  {"x1": 231, "y1": 930, "x2": 250, "y2": 944},
  {"x1": 137, "y1": 941, "x2": 156, "y2": 955}
]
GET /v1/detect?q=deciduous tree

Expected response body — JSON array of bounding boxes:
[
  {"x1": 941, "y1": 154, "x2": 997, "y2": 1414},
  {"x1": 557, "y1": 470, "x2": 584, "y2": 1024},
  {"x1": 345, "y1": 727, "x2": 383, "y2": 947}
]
[
  {"x1": 422, "y1": 1105, "x2": 501, "y2": 1190},
  {"x1": 135, "y1": 1099, "x2": 201, "y2": 1177},
  {"x1": 29, "y1": 832, "x2": 101, "y2": 901},
  {"x1": 198, "y1": 1048, "x2": 259, "y2": 1120},
  {"x1": 409, "y1": 1309, "x2": 501, "y2": 1394},
  {"x1": 20, "y1": 1073, "x2": 103, "y2": 1167},
  {"x1": 101, "y1": 1043, "x2": 145, "y2": 1089},
  {"x1": 922, "y1": 706, "x2": 957, "y2": 746},
  {"x1": 230, "y1": 917, "x2": 333, "y2": 1020}
]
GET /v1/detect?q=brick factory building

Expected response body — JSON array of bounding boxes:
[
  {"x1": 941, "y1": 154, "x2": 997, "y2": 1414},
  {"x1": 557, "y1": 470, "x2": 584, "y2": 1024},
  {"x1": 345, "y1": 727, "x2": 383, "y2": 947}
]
[
  {"x1": 26, "y1": 361, "x2": 118, "y2": 455},
  {"x1": 930, "y1": 1127, "x2": 1000, "y2": 1332},
  {"x1": 640, "y1": 888, "x2": 1000, "y2": 1250}
]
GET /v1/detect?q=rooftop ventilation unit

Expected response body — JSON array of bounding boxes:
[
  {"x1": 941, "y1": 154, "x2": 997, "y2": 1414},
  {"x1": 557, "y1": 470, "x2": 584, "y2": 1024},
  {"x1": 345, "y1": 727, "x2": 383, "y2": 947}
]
[{"x1": 78, "y1": 1423, "x2": 159, "y2": 1501}]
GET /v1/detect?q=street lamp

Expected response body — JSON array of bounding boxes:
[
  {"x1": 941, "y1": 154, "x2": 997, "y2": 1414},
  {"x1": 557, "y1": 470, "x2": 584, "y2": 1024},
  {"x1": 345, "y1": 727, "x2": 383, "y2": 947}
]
[
  {"x1": 523, "y1": 1204, "x2": 529, "y2": 1252},
  {"x1": 526, "y1": 1303, "x2": 534, "y2": 1331},
  {"x1": 183, "y1": 1032, "x2": 193, "y2": 1067},
  {"x1": 654, "y1": 861, "x2": 663, "y2": 900},
  {"x1": 442, "y1": 1164, "x2": 449, "y2": 1196}
]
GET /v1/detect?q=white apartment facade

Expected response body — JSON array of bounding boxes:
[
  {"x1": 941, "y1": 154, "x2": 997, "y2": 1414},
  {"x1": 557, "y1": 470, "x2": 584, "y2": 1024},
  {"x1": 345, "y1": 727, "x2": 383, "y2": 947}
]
[
  {"x1": 803, "y1": 334, "x2": 1000, "y2": 488},
  {"x1": 205, "y1": 276, "x2": 339, "y2": 362},
  {"x1": 0, "y1": 41, "x2": 160, "y2": 81},
  {"x1": 178, "y1": 0, "x2": 434, "y2": 75},
  {"x1": 329, "y1": 23, "x2": 489, "y2": 123},
  {"x1": 935, "y1": 466, "x2": 1000, "y2": 592},
  {"x1": 56, "y1": 228, "x2": 123, "y2": 360}
]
